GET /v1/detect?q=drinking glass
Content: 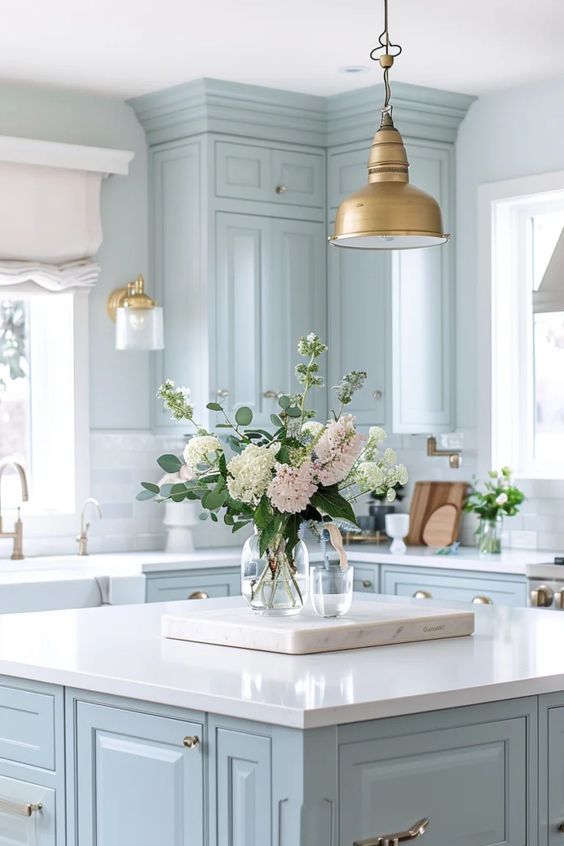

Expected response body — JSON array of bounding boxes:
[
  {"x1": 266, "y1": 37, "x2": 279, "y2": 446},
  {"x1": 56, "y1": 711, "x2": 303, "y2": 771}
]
[{"x1": 311, "y1": 565, "x2": 354, "y2": 618}]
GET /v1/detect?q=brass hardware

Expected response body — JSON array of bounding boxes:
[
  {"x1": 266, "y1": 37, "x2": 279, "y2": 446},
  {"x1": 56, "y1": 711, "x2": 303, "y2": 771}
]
[
  {"x1": 188, "y1": 591, "x2": 209, "y2": 600},
  {"x1": 0, "y1": 458, "x2": 29, "y2": 560},
  {"x1": 107, "y1": 274, "x2": 157, "y2": 322},
  {"x1": 530, "y1": 585, "x2": 554, "y2": 608},
  {"x1": 76, "y1": 497, "x2": 102, "y2": 557},
  {"x1": 183, "y1": 735, "x2": 200, "y2": 749},
  {"x1": 263, "y1": 390, "x2": 282, "y2": 399},
  {"x1": 354, "y1": 816, "x2": 429, "y2": 846},
  {"x1": 413, "y1": 590, "x2": 432, "y2": 599},
  {"x1": 216, "y1": 388, "x2": 230, "y2": 399},
  {"x1": 362, "y1": 579, "x2": 373, "y2": 588},
  {"x1": 558, "y1": 822, "x2": 564, "y2": 833},
  {"x1": 555, "y1": 590, "x2": 564, "y2": 610},
  {"x1": 0, "y1": 797, "x2": 43, "y2": 817},
  {"x1": 372, "y1": 390, "x2": 383, "y2": 400},
  {"x1": 275, "y1": 185, "x2": 287, "y2": 194},
  {"x1": 330, "y1": 0, "x2": 447, "y2": 251},
  {"x1": 426, "y1": 436, "x2": 462, "y2": 470},
  {"x1": 472, "y1": 595, "x2": 493, "y2": 605}
]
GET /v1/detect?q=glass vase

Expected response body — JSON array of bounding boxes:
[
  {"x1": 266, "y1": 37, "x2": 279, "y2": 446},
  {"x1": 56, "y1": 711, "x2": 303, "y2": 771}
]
[
  {"x1": 478, "y1": 517, "x2": 503, "y2": 556},
  {"x1": 241, "y1": 530, "x2": 309, "y2": 616}
]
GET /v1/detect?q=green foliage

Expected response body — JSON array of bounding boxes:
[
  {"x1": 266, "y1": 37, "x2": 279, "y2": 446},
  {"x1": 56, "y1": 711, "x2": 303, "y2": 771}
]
[
  {"x1": 463, "y1": 467, "x2": 525, "y2": 520},
  {"x1": 311, "y1": 485, "x2": 359, "y2": 528},
  {"x1": 157, "y1": 454, "x2": 182, "y2": 473},
  {"x1": 235, "y1": 406, "x2": 253, "y2": 426}
]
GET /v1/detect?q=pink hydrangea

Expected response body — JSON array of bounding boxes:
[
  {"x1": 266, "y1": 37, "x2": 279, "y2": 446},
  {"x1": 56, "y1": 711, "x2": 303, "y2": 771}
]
[
  {"x1": 267, "y1": 460, "x2": 318, "y2": 514},
  {"x1": 315, "y1": 414, "x2": 365, "y2": 486}
]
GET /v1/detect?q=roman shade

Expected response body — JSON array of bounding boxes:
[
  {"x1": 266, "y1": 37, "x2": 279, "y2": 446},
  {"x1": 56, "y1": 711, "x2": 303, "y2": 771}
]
[{"x1": 534, "y1": 226, "x2": 564, "y2": 313}]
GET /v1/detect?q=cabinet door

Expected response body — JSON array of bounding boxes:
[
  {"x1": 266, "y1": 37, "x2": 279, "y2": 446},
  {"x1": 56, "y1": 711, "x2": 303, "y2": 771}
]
[
  {"x1": 75, "y1": 702, "x2": 204, "y2": 846},
  {"x1": 350, "y1": 563, "x2": 379, "y2": 593},
  {"x1": 152, "y1": 141, "x2": 206, "y2": 428},
  {"x1": 216, "y1": 141, "x2": 271, "y2": 203},
  {"x1": 271, "y1": 149, "x2": 324, "y2": 208},
  {"x1": 381, "y1": 565, "x2": 528, "y2": 607},
  {"x1": 392, "y1": 142, "x2": 453, "y2": 433},
  {"x1": 215, "y1": 212, "x2": 269, "y2": 419},
  {"x1": 0, "y1": 775, "x2": 55, "y2": 846},
  {"x1": 328, "y1": 243, "x2": 389, "y2": 425},
  {"x1": 146, "y1": 568, "x2": 240, "y2": 602},
  {"x1": 340, "y1": 716, "x2": 527, "y2": 846},
  {"x1": 545, "y1": 704, "x2": 564, "y2": 845},
  {"x1": 263, "y1": 218, "x2": 327, "y2": 420}
]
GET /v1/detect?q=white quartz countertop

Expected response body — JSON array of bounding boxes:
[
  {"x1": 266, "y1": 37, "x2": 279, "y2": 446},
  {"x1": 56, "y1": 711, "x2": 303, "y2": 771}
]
[
  {"x1": 343, "y1": 545, "x2": 560, "y2": 575},
  {"x1": 2, "y1": 595, "x2": 564, "y2": 728}
]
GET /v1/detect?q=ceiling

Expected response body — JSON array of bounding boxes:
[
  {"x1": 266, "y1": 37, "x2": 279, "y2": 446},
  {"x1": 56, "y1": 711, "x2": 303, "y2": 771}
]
[{"x1": 3, "y1": 0, "x2": 564, "y2": 100}]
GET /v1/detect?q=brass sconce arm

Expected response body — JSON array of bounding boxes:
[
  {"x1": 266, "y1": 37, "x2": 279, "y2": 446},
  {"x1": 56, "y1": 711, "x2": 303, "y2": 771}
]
[{"x1": 426, "y1": 436, "x2": 462, "y2": 469}]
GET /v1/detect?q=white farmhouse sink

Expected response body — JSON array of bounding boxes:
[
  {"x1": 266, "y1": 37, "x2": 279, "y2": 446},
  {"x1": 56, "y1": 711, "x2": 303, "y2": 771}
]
[{"x1": 0, "y1": 571, "x2": 103, "y2": 614}]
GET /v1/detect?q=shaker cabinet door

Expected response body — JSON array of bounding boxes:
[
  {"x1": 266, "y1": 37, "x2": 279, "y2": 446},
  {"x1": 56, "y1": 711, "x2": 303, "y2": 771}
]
[
  {"x1": 75, "y1": 702, "x2": 204, "y2": 846},
  {"x1": 391, "y1": 142, "x2": 453, "y2": 433}
]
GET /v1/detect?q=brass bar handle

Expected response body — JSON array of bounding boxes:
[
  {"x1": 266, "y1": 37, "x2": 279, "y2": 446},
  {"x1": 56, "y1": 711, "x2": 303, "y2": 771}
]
[
  {"x1": 354, "y1": 817, "x2": 429, "y2": 846},
  {"x1": 188, "y1": 591, "x2": 209, "y2": 600},
  {"x1": 0, "y1": 796, "x2": 43, "y2": 817}
]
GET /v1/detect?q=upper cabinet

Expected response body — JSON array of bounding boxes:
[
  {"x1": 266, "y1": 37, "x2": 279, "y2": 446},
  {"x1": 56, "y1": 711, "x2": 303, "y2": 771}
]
[{"x1": 131, "y1": 78, "x2": 473, "y2": 434}]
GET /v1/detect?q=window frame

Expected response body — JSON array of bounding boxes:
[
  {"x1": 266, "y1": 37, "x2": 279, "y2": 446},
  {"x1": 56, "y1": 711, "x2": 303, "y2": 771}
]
[
  {"x1": 478, "y1": 170, "x2": 564, "y2": 486},
  {"x1": 0, "y1": 284, "x2": 90, "y2": 538}
]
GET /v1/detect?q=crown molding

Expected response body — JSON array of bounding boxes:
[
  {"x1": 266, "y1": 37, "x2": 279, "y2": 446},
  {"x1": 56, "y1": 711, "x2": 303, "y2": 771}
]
[{"x1": 130, "y1": 77, "x2": 476, "y2": 150}]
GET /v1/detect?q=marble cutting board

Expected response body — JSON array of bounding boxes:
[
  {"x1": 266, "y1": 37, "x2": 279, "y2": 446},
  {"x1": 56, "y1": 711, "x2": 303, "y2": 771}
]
[{"x1": 162, "y1": 600, "x2": 475, "y2": 655}]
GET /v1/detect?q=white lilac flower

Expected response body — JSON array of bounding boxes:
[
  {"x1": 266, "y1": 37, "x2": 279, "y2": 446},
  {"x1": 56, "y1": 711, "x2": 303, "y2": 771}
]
[
  {"x1": 333, "y1": 370, "x2": 367, "y2": 405},
  {"x1": 383, "y1": 447, "x2": 397, "y2": 466},
  {"x1": 355, "y1": 461, "x2": 385, "y2": 492},
  {"x1": 495, "y1": 492, "x2": 508, "y2": 506},
  {"x1": 227, "y1": 443, "x2": 280, "y2": 506},
  {"x1": 364, "y1": 426, "x2": 387, "y2": 460},
  {"x1": 183, "y1": 435, "x2": 222, "y2": 476},
  {"x1": 302, "y1": 421, "x2": 324, "y2": 439}
]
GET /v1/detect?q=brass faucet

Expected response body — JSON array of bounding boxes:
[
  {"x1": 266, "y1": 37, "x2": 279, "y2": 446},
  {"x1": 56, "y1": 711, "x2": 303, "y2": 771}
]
[
  {"x1": 76, "y1": 498, "x2": 102, "y2": 556},
  {"x1": 426, "y1": 435, "x2": 462, "y2": 469},
  {"x1": 0, "y1": 458, "x2": 29, "y2": 560}
]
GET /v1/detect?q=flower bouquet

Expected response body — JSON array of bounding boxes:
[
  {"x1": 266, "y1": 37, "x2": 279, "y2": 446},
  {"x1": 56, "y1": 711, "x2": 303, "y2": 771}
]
[
  {"x1": 463, "y1": 467, "x2": 525, "y2": 555},
  {"x1": 138, "y1": 334, "x2": 407, "y2": 615}
]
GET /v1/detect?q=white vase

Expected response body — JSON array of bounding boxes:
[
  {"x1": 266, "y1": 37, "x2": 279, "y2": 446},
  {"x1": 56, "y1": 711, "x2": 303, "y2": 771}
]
[
  {"x1": 385, "y1": 513, "x2": 410, "y2": 554},
  {"x1": 163, "y1": 500, "x2": 199, "y2": 553}
]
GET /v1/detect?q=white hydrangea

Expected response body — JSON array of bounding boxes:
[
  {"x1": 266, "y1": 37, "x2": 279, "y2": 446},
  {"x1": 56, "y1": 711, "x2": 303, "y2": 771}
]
[
  {"x1": 302, "y1": 421, "x2": 324, "y2": 439},
  {"x1": 364, "y1": 426, "x2": 387, "y2": 460},
  {"x1": 227, "y1": 443, "x2": 280, "y2": 505},
  {"x1": 183, "y1": 435, "x2": 222, "y2": 476},
  {"x1": 355, "y1": 461, "x2": 385, "y2": 491},
  {"x1": 383, "y1": 447, "x2": 397, "y2": 466}
]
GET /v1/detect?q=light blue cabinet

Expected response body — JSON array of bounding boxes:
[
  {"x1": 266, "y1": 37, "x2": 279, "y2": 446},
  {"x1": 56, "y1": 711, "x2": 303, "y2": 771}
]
[
  {"x1": 338, "y1": 700, "x2": 534, "y2": 846},
  {"x1": 0, "y1": 775, "x2": 56, "y2": 846},
  {"x1": 540, "y1": 694, "x2": 564, "y2": 845},
  {"x1": 380, "y1": 564, "x2": 528, "y2": 606},
  {"x1": 74, "y1": 701, "x2": 204, "y2": 846},
  {"x1": 145, "y1": 566, "x2": 240, "y2": 602},
  {"x1": 215, "y1": 211, "x2": 326, "y2": 426}
]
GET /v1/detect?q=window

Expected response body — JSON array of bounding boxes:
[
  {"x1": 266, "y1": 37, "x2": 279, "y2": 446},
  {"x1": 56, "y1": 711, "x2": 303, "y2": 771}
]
[
  {"x1": 483, "y1": 176, "x2": 564, "y2": 480},
  {"x1": 0, "y1": 287, "x2": 89, "y2": 520}
]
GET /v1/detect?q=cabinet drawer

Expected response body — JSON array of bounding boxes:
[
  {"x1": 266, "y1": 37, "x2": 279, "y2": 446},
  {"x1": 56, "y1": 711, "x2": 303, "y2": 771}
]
[
  {"x1": 0, "y1": 774, "x2": 55, "y2": 846},
  {"x1": 0, "y1": 684, "x2": 55, "y2": 769},
  {"x1": 381, "y1": 565, "x2": 527, "y2": 607},
  {"x1": 146, "y1": 568, "x2": 240, "y2": 602},
  {"x1": 215, "y1": 141, "x2": 324, "y2": 207},
  {"x1": 351, "y1": 564, "x2": 379, "y2": 593},
  {"x1": 340, "y1": 715, "x2": 527, "y2": 846}
]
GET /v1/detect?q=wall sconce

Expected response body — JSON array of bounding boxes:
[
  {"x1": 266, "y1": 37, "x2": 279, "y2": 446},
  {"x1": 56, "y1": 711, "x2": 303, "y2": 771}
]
[
  {"x1": 426, "y1": 435, "x2": 462, "y2": 469},
  {"x1": 107, "y1": 274, "x2": 164, "y2": 351}
]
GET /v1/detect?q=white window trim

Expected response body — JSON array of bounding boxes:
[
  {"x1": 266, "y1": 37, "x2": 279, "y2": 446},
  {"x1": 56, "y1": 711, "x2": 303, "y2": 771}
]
[
  {"x1": 1, "y1": 287, "x2": 90, "y2": 539},
  {"x1": 478, "y1": 169, "x2": 564, "y2": 491}
]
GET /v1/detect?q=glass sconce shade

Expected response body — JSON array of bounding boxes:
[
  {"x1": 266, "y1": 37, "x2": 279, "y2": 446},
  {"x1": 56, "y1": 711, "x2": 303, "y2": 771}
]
[{"x1": 115, "y1": 305, "x2": 164, "y2": 351}]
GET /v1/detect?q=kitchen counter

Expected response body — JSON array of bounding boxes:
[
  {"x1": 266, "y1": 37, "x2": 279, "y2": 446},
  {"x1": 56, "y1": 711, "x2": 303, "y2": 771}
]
[{"x1": 1, "y1": 594, "x2": 563, "y2": 728}]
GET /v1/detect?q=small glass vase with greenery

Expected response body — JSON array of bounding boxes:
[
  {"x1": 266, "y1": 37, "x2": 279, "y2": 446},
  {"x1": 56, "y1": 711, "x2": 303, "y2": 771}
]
[{"x1": 463, "y1": 467, "x2": 525, "y2": 555}]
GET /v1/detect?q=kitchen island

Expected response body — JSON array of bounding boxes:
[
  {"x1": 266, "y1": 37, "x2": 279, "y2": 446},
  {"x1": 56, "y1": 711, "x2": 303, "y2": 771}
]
[{"x1": 0, "y1": 595, "x2": 562, "y2": 845}]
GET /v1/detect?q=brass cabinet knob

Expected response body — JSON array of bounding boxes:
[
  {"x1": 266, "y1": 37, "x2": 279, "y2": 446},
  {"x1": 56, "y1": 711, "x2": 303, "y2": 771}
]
[
  {"x1": 472, "y1": 595, "x2": 493, "y2": 605},
  {"x1": 372, "y1": 390, "x2": 383, "y2": 400},
  {"x1": 263, "y1": 389, "x2": 281, "y2": 399},
  {"x1": 275, "y1": 185, "x2": 287, "y2": 194},
  {"x1": 188, "y1": 591, "x2": 209, "y2": 600},
  {"x1": 216, "y1": 388, "x2": 229, "y2": 398},
  {"x1": 183, "y1": 735, "x2": 200, "y2": 749},
  {"x1": 413, "y1": 590, "x2": 432, "y2": 599},
  {"x1": 558, "y1": 822, "x2": 564, "y2": 833},
  {"x1": 362, "y1": 579, "x2": 373, "y2": 588},
  {"x1": 530, "y1": 585, "x2": 554, "y2": 608},
  {"x1": 354, "y1": 816, "x2": 429, "y2": 846}
]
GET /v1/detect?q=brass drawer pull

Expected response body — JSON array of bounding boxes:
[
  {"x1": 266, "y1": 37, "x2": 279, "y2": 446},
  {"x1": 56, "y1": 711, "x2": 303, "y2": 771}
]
[
  {"x1": 183, "y1": 735, "x2": 200, "y2": 749},
  {"x1": 188, "y1": 591, "x2": 209, "y2": 600},
  {"x1": 0, "y1": 797, "x2": 43, "y2": 817},
  {"x1": 472, "y1": 595, "x2": 493, "y2": 605},
  {"x1": 413, "y1": 590, "x2": 432, "y2": 599},
  {"x1": 362, "y1": 579, "x2": 373, "y2": 588},
  {"x1": 354, "y1": 817, "x2": 429, "y2": 846}
]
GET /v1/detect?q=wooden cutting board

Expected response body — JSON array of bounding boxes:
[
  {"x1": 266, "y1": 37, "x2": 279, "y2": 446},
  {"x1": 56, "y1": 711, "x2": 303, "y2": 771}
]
[
  {"x1": 406, "y1": 481, "x2": 468, "y2": 545},
  {"x1": 422, "y1": 503, "x2": 460, "y2": 547}
]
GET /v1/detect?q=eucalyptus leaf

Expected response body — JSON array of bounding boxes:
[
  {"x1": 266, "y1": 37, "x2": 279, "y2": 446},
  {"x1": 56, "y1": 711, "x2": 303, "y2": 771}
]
[
  {"x1": 136, "y1": 489, "x2": 156, "y2": 501},
  {"x1": 278, "y1": 395, "x2": 291, "y2": 410},
  {"x1": 199, "y1": 512, "x2": 209, "y2": 521},
  {"x1": 141, "y1": 482, "x2": 160, "y2": 493},
  {"x1": 270, "y1": 414, "x2": 283, "y2": 428},
  {"x1": 203, "y1": 489, "x2": 226, "y2": 510},
  {"x1": 286, "y1": 406, "x2": 301, "y2": 418},
  {"x1": 210, "y1": 512, "x2": 218, "y2": 523},
  {"x1": 235, "y1": 406, "x2": 253, "y2": 426},
  {"x1": 206, "y1": 402, "x2": 223, "y2": 411},
  {"x1": 157, "y1": 453, "x2": 182, "y2": 473}
]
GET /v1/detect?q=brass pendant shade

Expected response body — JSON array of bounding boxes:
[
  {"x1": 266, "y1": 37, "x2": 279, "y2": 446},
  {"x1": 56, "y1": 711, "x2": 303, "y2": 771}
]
[{"x1": 330, "y1": 0, "x2": 450, "y2": 251}]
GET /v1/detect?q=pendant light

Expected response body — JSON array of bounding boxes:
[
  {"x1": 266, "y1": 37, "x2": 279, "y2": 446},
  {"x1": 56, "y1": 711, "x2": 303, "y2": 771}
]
[
  {"x1": 107, "y1": 274, "x2": 164, "y2": 351},
  {"x1": 329, "y1": 0, "x2": 450, "y2": 250}
]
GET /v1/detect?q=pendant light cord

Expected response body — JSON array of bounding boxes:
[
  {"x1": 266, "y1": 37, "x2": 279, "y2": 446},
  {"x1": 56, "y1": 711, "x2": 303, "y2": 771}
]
[{"x1": 370, "y1": 0, "x2": 402, "y2": 114}]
